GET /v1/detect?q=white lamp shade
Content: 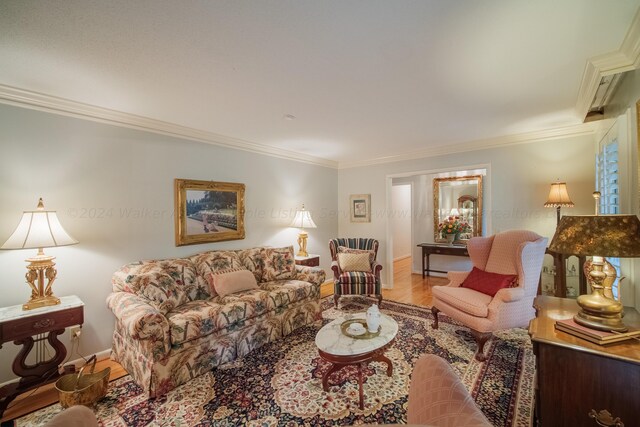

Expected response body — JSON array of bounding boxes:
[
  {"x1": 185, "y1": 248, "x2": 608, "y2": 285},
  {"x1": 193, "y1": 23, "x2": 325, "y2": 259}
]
[
  {"x1": 2, "y1": 210, "x2": 78, "y2": 249},
  {"x1": 289, "y1": 208, "x2": 317, "y2": 229}
]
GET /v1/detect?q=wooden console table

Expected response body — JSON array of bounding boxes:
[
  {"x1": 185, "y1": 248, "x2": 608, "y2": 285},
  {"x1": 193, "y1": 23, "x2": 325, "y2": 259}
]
[
  {"x1": 0, "y1": 295, "x2": 84, "y2": 418},
  {"x1": 417, "y1": 243, "x2": 469, "y2": 278},
  {"x1": 528, "y1": 296, "x2": 640, "y2": 426}
]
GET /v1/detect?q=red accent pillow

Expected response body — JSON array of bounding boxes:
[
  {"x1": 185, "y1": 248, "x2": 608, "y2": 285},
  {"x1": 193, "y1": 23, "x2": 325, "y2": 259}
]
[{"x1": 461, "y1": 267, "x2": 518, "y2": 297}]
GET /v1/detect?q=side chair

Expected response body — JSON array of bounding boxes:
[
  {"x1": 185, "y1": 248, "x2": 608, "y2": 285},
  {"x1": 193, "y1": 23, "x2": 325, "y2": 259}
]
[{"x1": 329, "y1": 238, "x2": 383, "y2": 308}]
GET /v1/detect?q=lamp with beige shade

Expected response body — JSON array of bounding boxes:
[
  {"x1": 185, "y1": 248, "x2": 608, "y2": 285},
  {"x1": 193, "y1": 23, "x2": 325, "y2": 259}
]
[{"x1": 1, "y1": 198, "x2": 78, "y2": 310}]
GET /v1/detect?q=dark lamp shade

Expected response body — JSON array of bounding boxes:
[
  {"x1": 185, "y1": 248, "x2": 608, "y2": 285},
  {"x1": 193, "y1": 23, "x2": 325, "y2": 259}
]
[{"x1": 548, "y1": 215, "x2": 640, "y2": 257}]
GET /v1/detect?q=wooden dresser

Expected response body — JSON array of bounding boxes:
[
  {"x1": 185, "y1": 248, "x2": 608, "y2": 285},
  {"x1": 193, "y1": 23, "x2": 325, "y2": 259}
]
[{"x1": 528, "y1": 296, "x2": 640, "y2": 426}]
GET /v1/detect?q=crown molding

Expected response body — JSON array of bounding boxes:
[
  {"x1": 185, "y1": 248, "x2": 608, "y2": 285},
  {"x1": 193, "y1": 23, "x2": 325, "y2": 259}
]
[
  {"x1": 0, "y1": 84, "x2": 339, "y2": 169},
  {"x1": 339, "y1": 122, "x2": 600, "y2": 170},
  {"x1": 575, "y1": 7, "x2": 640, "y2": 120}
]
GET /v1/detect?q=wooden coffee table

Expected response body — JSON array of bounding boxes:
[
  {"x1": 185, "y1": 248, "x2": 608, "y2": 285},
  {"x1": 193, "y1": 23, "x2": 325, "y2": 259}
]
[{"x1": 315, "y1": 312, "x2": 398, "y2": 409}]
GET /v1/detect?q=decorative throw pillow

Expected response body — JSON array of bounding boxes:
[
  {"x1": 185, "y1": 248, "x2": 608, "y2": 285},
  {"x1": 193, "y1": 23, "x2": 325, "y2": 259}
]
[
  {"x1": 461, "y1": 267, "x2": 518, "y2": 297},
  {"x1": 262, "y1": 246, "x2": 296, "y2": 281},
  {"x1": 125, "y1": 272, "x2": 189, "y2": 314},
  {"x1": 337, "y1": 246, "x2": 376, "y2": 264},
  {"x1": 337, "y1": 252, "x2": 372, "y2": 272},
  {"x1": 211, "y1": 269, "x2": 259, "y2": 298},
  {"x1": 189, "y1": 250, "x2": 243, "y2": 298},
  {"x1": 238, "y1": 247, "x2": 266, "y2": 282}
]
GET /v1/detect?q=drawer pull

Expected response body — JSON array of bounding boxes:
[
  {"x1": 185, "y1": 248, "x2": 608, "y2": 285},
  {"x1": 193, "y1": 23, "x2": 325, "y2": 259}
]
[
  {"x1": 33, "y1": 318, "x2": 54, "y2": 329},
  {"x1": 589, "y1": 409, "x2": 624, "y2": 427}
]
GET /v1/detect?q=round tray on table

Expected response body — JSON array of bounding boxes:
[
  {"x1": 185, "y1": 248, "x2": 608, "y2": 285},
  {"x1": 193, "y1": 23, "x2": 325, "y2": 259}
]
[{"x1": 340, "y1": 319, "x2": 382, "y2": 339}]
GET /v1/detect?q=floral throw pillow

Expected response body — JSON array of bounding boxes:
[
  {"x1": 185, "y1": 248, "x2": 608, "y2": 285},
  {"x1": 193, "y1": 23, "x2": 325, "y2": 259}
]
[
  {"x1": 189, "y1": 250, "x2": 244, "y2": 298},
  {"x1": 262, "y1": 246, "x2": 296, "y2": 281},
  {"x1": 124, "y1": 272, "x2": 189, "y2": 314}
]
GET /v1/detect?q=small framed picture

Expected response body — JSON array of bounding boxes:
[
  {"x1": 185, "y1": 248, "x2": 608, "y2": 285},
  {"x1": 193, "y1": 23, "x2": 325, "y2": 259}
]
[
  {"x1": 174, "y1": 179, "x2": 245, "y2": 246},
  {"x1": 350, "y1": 194, "x2": 371, "y2": 223}
]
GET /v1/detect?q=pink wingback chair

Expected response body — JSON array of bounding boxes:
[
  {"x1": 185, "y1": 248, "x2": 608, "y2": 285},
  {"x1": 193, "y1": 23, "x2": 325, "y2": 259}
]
[{"x1": 431, "y1": 230, "x2": 548, "y2": 361}]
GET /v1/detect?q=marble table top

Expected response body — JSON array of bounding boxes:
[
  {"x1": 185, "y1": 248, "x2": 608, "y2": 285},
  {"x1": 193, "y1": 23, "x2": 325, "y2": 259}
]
[
  {"x1": 0, "y1": 295, "x2": 84, "y2": 322},
  {"x1": 315, "y1": 312, "x2": 398, "y2": 356}
]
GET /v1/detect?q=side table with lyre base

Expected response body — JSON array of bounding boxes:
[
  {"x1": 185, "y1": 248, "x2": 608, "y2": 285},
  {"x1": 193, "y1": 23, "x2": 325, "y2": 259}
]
[
  {"x1": 315, "y1": 313, "x2": 398, "y2": 410},
  {"x1": 0, "y1": 295, "x2": 84, "y2": 418}
]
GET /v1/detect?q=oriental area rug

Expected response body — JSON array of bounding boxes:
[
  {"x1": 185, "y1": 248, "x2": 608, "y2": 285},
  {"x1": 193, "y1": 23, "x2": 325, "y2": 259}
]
[{"x1": 17, "y1": 297, "x2": 534, "y2": 426}]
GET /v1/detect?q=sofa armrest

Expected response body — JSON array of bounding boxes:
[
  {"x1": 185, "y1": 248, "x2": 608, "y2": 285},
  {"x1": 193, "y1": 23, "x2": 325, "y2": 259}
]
[
  {"x1": 295, "y1": 265, "x2": 326, "y2": 286},
  {"x1": 372, "y1": 261, "x2": 383, "y2": 279},
  {"x1": 106, "y1": 292, "x2": 171, "y2": 360},
  {"x1": 446, "y1": 270, "x2": 471, "y2": 287}
]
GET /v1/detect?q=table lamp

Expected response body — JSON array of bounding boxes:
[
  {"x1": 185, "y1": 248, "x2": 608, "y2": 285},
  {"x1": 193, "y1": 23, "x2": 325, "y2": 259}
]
[
  {"x1": 1, "y1": 198, "x2": 78, "y2": 310},
  {"x1": 548, "y1": 206, "x2": 640, "y2": 332},
  {"x1": 289, "y1": 204, "x2": 317, "y2": 257},
  {"x1": 544, "y1": 181, "x2": 574, "y2": 226}
]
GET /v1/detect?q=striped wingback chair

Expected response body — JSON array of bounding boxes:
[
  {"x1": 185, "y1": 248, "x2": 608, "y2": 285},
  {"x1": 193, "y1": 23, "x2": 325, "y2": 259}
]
[
  {"x1": 431, "y1": 230, "x2": 547, "y2": 362},
  {"x1": 329, "y1": 238, "x2": 383, "y2": 308}
]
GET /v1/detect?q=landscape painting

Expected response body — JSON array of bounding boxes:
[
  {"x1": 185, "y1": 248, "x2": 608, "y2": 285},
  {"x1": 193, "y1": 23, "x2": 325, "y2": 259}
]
[{"x1": 175, "y1": 179, "x2": 245, "y2": 246}]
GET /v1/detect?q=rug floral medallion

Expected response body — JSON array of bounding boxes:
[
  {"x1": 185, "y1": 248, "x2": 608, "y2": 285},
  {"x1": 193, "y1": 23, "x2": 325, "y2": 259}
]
[{"x1": 17, "y1": 297, "x2": 534, "y2": 426}]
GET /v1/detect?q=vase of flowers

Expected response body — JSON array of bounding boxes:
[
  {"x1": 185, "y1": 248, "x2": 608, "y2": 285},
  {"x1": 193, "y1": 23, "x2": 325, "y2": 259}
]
[{"x1": 438, "y1": 216, "x2": 472, "y2": 245}]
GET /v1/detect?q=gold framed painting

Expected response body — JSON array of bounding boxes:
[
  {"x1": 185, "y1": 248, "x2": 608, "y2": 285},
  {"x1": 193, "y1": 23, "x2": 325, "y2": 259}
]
[
  {"x1": 350, "y1": 194, "x2": 371, "y2": 222},
  {"x1": 174, "y1": 179, "x2": 245, "y2": 246}
]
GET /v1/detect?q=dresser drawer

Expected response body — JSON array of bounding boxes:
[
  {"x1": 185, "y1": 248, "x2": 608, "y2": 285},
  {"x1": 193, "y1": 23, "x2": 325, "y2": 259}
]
[{"x1": 1, "y1": 306, "x2": 83, "y2": 343}]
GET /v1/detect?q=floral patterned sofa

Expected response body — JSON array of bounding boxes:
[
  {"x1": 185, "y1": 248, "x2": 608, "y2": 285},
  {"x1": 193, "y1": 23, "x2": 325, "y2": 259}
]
[{"x1": 106, "y1": 246, "x2": 325, "y2": 397}]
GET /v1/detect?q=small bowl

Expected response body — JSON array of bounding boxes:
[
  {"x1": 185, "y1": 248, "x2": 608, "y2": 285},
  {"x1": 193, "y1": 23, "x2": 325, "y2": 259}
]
[{"x1": 347, "y1": 324, "x2": 366, "y2": 335}]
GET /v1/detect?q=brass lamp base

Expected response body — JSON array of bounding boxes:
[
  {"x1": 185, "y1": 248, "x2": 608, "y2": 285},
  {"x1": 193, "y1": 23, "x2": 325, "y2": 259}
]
[
  {"x1": 297, "y1": 231, "x2": 309, "y2": 257},
  {"x1": 22, "y1": 251, "x2": 61, "y2": 311},
  {"x1": 23, "y1": 294, "x2": 61, "y2": 310},
  {"x1": 575, "y1": 258, "x2": 627, "y2": 332}
]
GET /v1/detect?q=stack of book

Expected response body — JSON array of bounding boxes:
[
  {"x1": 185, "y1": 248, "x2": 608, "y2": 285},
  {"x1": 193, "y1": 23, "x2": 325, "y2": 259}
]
[{"x1": 555, "y1": 318, "x2": 640, "y2": 345}]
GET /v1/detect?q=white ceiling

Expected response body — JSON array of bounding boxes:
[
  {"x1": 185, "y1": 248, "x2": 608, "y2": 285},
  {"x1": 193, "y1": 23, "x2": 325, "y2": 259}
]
[{"x1": 1, "y1": 0, "x2": 639, "y2": 166}]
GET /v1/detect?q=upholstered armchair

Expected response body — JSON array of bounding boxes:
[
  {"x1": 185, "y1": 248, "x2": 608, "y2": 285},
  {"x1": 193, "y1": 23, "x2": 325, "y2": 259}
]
[
  {"x1": 431, "y1": 230, "x2": 547, "y2": 361},
  {"x1": 329, "y1": 238, "x2": 383, "y2": 308}
]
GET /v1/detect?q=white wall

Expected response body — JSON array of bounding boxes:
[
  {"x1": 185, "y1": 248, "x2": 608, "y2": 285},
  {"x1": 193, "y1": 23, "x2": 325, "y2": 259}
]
[
  {"x1": 0, "y1": 104, "x2": 338, "y2": 382},
  {"x1": 390, "y1": 184, "x2": 411, "y2": 260},
  {"x1": 338, "y1": 134, "x2": 597, "y2": 286}
]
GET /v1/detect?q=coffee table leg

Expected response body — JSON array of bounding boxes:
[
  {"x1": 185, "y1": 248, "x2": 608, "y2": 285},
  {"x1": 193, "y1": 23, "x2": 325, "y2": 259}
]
[
  {"x1": 322, "y1": 363, "x2": 342, "y2": 392},
  {"x1": 373, "y1": 352, "x2": 393, "y2": 377},
  {"x1": 358, "y1": 362, "x2": 365, "y2": 410}
]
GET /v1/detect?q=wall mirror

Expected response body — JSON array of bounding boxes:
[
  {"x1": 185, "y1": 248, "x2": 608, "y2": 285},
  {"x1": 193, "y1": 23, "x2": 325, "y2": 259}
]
[{"x1": 433, "y1": 175, "x2": 483, "y2": 240}]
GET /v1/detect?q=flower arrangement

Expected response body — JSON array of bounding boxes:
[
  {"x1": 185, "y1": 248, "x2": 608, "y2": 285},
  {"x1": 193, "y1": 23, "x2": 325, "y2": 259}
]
[{"x1": 438, "y1": 216, "x2": 472, "y2": 236}]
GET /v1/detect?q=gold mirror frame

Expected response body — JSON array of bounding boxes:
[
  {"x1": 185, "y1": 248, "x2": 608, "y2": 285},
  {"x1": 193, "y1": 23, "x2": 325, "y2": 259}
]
[{"x1": 433, "y1": 175, "x2": 483, "y2": 240}]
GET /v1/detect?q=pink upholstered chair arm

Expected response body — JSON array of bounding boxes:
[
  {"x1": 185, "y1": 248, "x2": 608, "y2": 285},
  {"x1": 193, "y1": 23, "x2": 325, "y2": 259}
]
[
  {"x1": 407, "y1": 354, "x2": 491, "y2": 426},
  {"x1": 44, "y1": 405, "x2": 99, "y2": 427},
  {"x1": 106, "y1": 292, "x2": 171, "y2": 360},
  {"x1": 331, "y1": 260, "x2": 341, "y2": 279},
  {"x1": 446, "y1": 270, "x2": 471, "y2": 287},
  {"x1": 491, "y1": 287, "x2": 525, "y2": 303}
]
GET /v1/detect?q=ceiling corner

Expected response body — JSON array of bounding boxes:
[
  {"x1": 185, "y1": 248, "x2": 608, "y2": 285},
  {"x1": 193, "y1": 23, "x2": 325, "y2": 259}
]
[{"x1": 575, "y1": 6, "x2": 640, "y2": 120}]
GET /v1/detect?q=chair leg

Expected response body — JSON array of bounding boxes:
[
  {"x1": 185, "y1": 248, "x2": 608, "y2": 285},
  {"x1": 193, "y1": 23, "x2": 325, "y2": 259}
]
[
  {"x1": 470, "y1": 329, "x2": 492, "y2": 362},
  {"x1": 376, "y1": 294, "x2": 382, "y2": 308},
  {"x1": 334, "y1": 294, "x2": 340, "y2": 308},
  {"x1": 431, "y1": 306, "x2": 440, "y2": 329}
]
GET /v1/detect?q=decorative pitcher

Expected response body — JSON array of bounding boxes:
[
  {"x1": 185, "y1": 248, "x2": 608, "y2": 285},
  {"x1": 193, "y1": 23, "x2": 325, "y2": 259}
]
[{"x1": 366, "y1": 304, "x2": 381, "y2": 333}]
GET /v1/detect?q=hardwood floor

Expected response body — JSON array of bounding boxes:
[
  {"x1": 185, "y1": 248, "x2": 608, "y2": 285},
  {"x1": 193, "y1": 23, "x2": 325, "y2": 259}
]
[{"x1": 3, "y1": 257, "x2": 445, "y2": 422}]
